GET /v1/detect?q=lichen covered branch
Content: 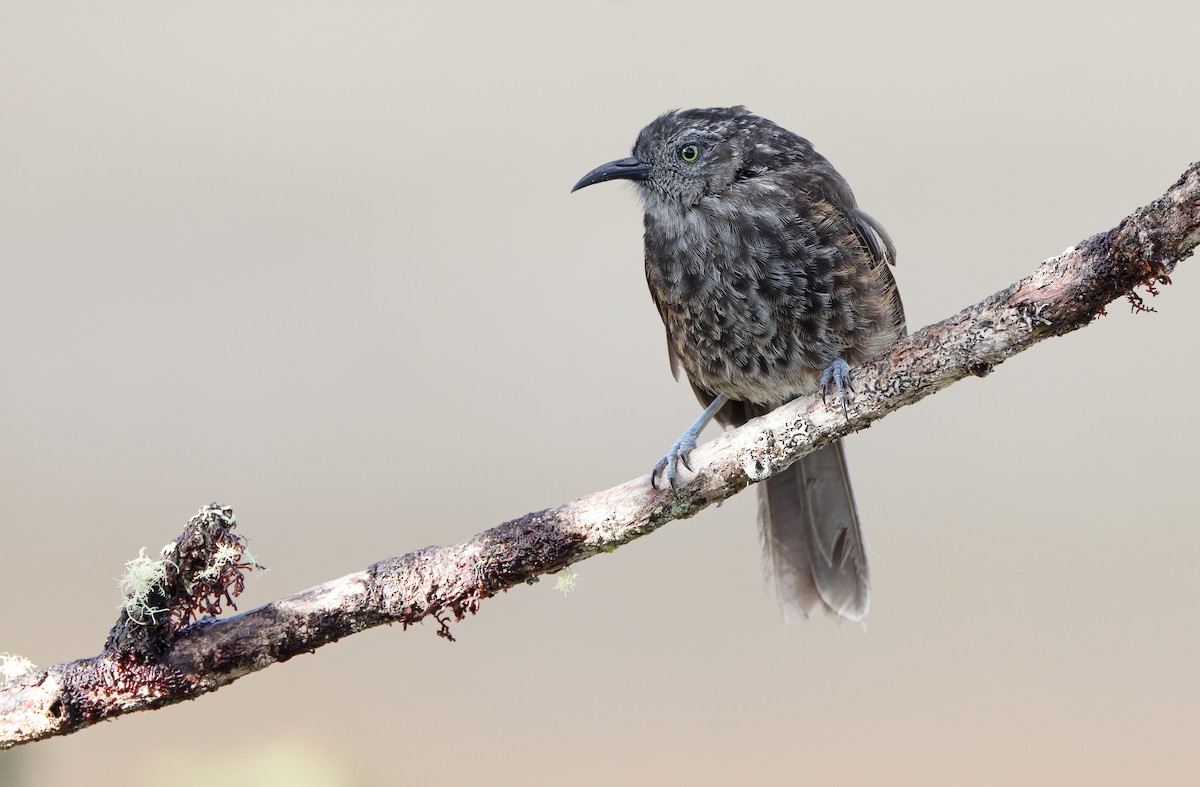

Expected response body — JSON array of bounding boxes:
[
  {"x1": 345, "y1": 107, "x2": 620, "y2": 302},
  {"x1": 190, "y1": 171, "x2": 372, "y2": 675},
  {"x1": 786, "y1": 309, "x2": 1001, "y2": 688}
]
[{"x1": 1, "y1": 163, "x2": 1197, "y2": 748}]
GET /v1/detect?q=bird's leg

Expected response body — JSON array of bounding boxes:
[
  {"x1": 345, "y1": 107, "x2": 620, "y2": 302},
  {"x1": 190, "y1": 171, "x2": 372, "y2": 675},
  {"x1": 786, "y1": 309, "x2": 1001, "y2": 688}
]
[
  {"x1": 652, "y1": 393, "x2": 728, "y2": 490},
  {"x1": 820, "y1": 357, "x2": 854, "y2": 418}
]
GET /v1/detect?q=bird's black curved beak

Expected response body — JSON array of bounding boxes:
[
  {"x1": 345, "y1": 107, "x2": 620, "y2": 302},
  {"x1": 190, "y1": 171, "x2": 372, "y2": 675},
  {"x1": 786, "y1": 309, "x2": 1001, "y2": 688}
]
[{"x1": 571, "y1": 156, "x2": 651, "y2": 192}]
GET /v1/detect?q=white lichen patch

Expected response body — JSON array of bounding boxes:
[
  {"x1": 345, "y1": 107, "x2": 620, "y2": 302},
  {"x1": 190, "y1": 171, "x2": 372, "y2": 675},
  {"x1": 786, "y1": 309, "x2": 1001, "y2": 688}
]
[
  {"x1": 242, "y1": 548, "x2": 261, "y2": 571},
  {"x1": 743, "y1": 453, "x2": 774, "y2": 482},
  {"x1": 197, "y1": 543, "x2": 258, "y2": 581},
  {"x1": 198, "y1": 502, "x2": 236, "y2": 526},
  {"x1": 117, "y1": 547, "x2": 172, "y2": 625},
  {"x1": 554, "y1": 568, "x2": 580, "y2": 596},
  {"x1": 786, "y1": 418, "x2": 811, "y2": 441},
  {"x1": 0, "y1": 652, "x2": 36, "y2": 681},
  {"x1": 1020, "y1": 302, "x2": 1053, "y2": 331}
]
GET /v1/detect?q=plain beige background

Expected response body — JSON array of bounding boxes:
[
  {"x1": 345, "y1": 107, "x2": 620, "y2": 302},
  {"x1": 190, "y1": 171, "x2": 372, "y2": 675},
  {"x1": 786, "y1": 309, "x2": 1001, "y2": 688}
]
[{"x1": 2, "y1": 1, "x2": 1197, "y2": 785}]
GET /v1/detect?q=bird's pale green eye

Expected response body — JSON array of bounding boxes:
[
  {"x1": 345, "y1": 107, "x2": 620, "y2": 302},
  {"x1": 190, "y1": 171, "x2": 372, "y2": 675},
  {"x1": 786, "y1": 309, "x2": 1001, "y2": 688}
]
[{"x1": 679, "y1": 144, "x2": 700, "y2": 163}]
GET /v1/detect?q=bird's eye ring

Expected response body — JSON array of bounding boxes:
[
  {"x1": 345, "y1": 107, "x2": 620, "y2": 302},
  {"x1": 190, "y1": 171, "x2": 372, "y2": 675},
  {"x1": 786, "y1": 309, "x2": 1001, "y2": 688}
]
[{"x1": 679, "y1": 144, "x2": 700, "y2": 163}]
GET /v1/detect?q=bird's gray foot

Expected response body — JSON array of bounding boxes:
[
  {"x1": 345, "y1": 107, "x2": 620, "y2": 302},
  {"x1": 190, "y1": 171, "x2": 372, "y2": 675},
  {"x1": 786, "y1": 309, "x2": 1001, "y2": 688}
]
[
  {"x1": 651, "y1": 431, "x2": 699, "y2": 490},
  {"x1": 650, "y1": 393, "x2": 728, "y2": 491},
  {"x1": 820, "y1": 358, "x2": 854, "y2": 418}
]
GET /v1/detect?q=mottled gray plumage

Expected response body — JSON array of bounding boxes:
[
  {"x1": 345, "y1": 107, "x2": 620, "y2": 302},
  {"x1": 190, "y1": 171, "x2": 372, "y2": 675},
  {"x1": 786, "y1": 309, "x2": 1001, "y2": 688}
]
[{"x1": 573, "y1": 106, "x2": 905, "y2": 621}]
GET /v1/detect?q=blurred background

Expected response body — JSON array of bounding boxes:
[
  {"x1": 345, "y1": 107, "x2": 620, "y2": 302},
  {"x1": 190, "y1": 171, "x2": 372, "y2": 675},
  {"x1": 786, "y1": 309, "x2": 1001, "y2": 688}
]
[{"x1": 2, "y1": 1, "x2": 1197, "y2": 785}]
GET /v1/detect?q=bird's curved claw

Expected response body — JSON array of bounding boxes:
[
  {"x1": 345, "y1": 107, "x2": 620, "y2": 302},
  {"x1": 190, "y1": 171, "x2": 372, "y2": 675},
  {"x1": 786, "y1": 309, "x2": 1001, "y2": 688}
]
[
  {"x1": 651, "y1": 433, "x2": 699, "y2": 491},
  {"x1": 820, "y1": 358, "x2": 854, "y2": 419}
]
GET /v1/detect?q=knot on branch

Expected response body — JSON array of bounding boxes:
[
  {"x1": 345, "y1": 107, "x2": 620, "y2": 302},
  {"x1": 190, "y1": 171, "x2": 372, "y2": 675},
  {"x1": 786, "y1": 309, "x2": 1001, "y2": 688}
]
[{"x1": 106, "y1": 503, "x2": 262, "y2": 658}]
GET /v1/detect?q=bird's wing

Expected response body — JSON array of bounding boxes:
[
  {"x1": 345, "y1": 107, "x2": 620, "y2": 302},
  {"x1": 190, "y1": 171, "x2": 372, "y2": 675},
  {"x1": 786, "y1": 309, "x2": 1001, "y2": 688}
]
[
  {"x1": 851, "y1": 208, "x2": 897, "y2": 269},
  {"x1": 645, "y1": 258, "x2": 683, "y2": 383},
  {"x1": 798, "y1": 161, "x2": 897, "y2": 270},
  {"x1": 800, "y1": 163, "x2": 906, "y2": 334}
]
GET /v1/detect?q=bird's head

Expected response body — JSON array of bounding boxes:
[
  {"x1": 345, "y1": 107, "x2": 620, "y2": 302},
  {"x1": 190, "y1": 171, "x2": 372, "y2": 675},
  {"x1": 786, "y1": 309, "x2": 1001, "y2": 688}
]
[{"x1": 572, "y1": 106, "x2": 813, "y2": 208}]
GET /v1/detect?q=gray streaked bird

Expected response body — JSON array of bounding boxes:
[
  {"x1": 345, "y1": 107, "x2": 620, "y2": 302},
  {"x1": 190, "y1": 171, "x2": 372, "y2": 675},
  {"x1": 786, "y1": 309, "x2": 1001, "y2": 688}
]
[{"x1": 573, "y1": 106, "x2": 905, "y2": 621}]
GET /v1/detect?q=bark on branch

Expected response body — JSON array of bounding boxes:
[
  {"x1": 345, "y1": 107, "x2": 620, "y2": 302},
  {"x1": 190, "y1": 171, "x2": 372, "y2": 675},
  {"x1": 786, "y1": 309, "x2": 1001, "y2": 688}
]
[{"x1": 2, "y1": 163, "x2": 1198, "y2": 748}]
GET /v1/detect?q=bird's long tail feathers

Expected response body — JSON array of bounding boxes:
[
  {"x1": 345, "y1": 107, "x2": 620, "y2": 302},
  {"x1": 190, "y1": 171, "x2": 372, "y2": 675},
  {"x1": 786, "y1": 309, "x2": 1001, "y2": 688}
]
[{"x1": 757, "y1": 440, "x2": 870, "y2": 622}]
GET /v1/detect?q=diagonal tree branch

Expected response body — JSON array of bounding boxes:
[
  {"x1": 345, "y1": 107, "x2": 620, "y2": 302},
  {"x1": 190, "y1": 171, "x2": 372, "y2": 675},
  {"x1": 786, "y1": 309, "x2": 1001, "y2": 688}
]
[{"x1": 2, "y1": 163, "x2": 1198, "y2": 748}]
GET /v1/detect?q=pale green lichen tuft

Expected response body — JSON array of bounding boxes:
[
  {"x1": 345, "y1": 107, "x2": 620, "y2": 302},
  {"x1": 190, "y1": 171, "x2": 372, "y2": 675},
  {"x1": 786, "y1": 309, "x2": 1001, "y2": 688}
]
[
  {"x1": 554, "y1": 568, "x2": 580, "y2": 596},
  {"x1": 117, "y1": 547, "x2": 172, "y2": 625}
]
